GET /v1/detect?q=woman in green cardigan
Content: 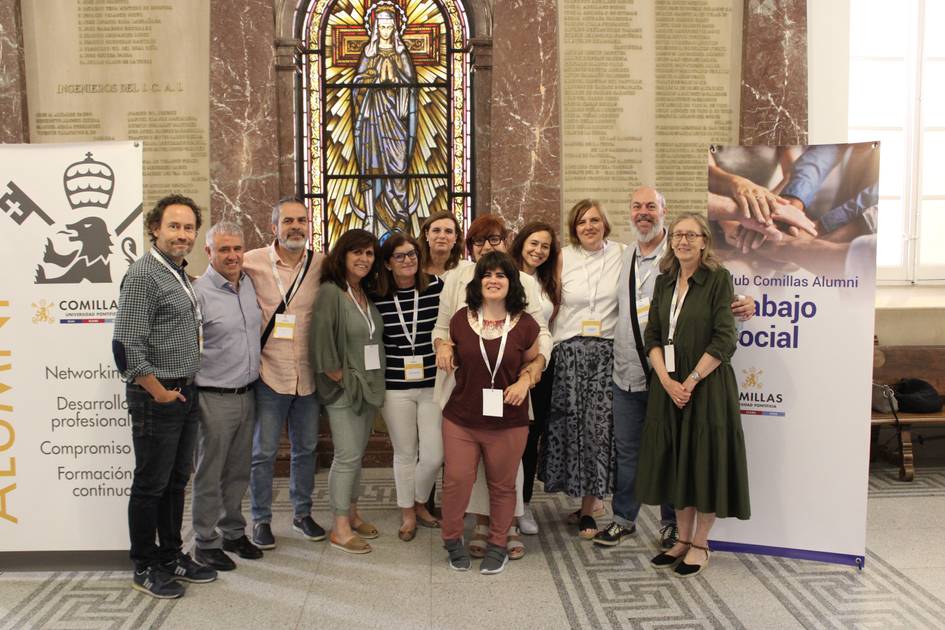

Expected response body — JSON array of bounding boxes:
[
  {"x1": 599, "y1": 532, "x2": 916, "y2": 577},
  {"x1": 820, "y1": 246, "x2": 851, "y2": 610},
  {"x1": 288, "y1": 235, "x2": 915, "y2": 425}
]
[
  {"x1": 311, "y1": 229, "x2": 386, "y2": 554},
  {"x1": 636, "y1": 212, "x2": 750, "y2": 578}
]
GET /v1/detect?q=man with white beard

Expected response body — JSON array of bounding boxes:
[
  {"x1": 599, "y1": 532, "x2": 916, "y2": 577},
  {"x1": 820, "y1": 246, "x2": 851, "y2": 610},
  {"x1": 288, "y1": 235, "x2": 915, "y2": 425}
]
[{"x1": 593, "y1": 187, "x2": 755, "y2": 550}]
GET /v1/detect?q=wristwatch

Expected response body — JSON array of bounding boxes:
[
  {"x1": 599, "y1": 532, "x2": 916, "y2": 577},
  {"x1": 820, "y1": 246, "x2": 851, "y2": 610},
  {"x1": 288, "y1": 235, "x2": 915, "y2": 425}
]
[{"x1": 688, "y1": 369, "x2": 701, "y2": 382}]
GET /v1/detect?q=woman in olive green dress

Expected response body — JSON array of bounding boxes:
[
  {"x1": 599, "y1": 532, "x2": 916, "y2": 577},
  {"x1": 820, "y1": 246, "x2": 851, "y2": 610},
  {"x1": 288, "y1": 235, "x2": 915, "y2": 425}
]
[{"x1": 636, "y1": 212, "x2": 750, "y2": 578}]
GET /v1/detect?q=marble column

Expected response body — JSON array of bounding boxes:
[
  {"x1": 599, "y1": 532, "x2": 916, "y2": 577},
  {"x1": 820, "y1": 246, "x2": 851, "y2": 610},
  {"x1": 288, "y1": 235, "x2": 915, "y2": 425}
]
[
  {"x1": 739, "y1": 0, "x2": 809, "y2": 145},
  {"x1": 471, "y1": 36, "x2": 493, "y2": 219},
  {"x1": 0, "y1": 0, "x2": 28, "y2": 143},
  {"x1": 489, "y1": 0, "x2": 561, "y2": 231},
  {"x1": 209, "y1": 0, "x2": 281, "y2": 249}
]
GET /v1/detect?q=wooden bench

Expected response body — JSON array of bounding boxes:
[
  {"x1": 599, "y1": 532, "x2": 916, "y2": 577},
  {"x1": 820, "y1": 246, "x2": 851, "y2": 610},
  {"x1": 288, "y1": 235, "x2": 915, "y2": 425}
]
[{"x1": 871, "y1": 345, "x2": 945, "y2": 481}]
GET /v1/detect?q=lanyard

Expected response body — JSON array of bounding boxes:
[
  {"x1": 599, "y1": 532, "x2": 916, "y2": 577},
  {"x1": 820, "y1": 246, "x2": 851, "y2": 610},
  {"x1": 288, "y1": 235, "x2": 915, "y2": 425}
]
[
  {"x1": 393, "y1": 288, "x2": 419, "y2": 352},
  {"x1": 581, "y1": 242, "x2": 609, "y2": 314},
  {"x1": 477, "y1": 310, "x2": 511, "y2": 389},
  {"x1": 633, "y1": 238, "x2": 666, "y2": 299},
  {"x1": 667, "y1": 272, "x2": 687, "y2": 344},
  {"x1": 269, "y1": 246, "x2": 309, "y2": 309},
  {"x1": 347, "y1": 284, "x2": 376, "y2": 340},
  {"x1": 150, "y1": 249, "x2": 202, "y2": 325}
]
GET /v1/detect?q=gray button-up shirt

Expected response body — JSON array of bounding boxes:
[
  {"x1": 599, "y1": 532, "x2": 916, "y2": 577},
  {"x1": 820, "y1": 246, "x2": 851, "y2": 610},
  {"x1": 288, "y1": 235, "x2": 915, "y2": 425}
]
[
  {"x1": 193, "y1": 265, "x2": 262, "y2": 388},
  {"x1": 612, "y1": 234, "x2": 666, "y2": 392}
]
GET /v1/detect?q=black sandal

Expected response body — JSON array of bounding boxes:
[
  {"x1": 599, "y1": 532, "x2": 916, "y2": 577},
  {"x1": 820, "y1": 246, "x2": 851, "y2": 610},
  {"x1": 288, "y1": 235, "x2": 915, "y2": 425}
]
[
  {"x1": 651, "y1": 539, "x2": 691, "y2": 568},
  {"x1": 578, "y1": 514, "x2": 598, "y2": 540},
  {"x1": 673, "y1": 543, "x2": 710, "y2": 577}
]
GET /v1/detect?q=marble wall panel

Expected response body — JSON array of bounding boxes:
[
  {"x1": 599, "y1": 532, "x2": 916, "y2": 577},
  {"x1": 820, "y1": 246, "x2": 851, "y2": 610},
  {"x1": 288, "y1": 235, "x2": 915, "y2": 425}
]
[
  {"x1": 489, "y1": 0, "x2": 560, "y2": 231},
  {"x1": 209, "y1": 0, "x2": 281, "y2": 250},
  {"x1": 739, "y1": 0, "x2": 808, "y2": 145},
  {"x1": 0, "y1": 0, "x2": 28, "y2": 143}
]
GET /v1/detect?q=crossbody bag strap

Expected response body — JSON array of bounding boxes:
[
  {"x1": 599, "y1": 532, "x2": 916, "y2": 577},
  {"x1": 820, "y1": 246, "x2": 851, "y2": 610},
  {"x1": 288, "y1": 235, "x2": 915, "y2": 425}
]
[
  {"x1": 628, "y1": 251, "x2": 652, "y2": 380},
  {"x1": 260, "y1": 251, "x2": 314, "y2": 350}
]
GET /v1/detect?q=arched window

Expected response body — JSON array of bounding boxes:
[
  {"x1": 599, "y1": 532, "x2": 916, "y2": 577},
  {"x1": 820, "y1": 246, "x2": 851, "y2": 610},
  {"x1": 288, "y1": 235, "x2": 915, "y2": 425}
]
[{"x1": 297, "y1": 0, "x2": 472, "y2": 250}]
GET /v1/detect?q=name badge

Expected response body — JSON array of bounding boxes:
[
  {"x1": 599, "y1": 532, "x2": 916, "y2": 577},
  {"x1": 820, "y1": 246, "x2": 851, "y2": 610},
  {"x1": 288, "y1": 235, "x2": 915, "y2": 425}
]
[
  {"x1": 635, "y1": 297, "x2": 651, "y2": 327},
  {"x1": 273, "y1": 313, "x2": 296, "y2": 339},
  {"x1": 364, "y1": 344, "x2": 381, "y2": 371},
  {"x1": 404, "y1": 355, "x2": 424, "y2": 381},
  {"x1": 664, "y1": 344, "x2": 676, "y2": 373},
  {"x1": 581, "y1": 319, "x2": 602, "y2": 337},
  {"x1": 482, "y1": 388, "x2": 504, "y2": 417}
]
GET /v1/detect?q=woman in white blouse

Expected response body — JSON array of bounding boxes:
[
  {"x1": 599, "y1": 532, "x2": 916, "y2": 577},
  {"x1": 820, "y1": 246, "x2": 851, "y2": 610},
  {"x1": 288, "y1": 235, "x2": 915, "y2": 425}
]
[
  {"x1": 509, "y1": 221, "x2": 561, "y2": 535},
  {"x1": 539, "y1": 200, "x2": 625, "y2": 539}
]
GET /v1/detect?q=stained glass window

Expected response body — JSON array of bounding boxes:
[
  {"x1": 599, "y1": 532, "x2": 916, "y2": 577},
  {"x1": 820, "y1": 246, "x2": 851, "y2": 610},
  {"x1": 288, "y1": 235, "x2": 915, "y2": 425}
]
[{"x1": 298, "y1": 0, "x2": 472, "y2": 251}]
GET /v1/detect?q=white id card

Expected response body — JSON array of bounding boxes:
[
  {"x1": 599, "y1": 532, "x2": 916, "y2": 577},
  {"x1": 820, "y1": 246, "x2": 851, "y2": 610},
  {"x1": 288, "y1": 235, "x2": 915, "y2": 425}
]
[
  {"x1": 663, "y1": 344, "x2": 676, "y2": 373},
  {"x1": 364, "y1": 344, "x2": 381, "y2": 370},
  {"x1": 482, "y1": 388, "x2": 504, "y2": 417},
  {"x1": 635, "y1": 297, "x2": 651, "y2": 327},
  {"x1": 273, "y1": 313, "x2": 296, "y2": 339},
  {"x1": 581, "y1": 319, "x2": 602, "y2": 337},
  {"x1": 403, "y1": 355, "x2": 424, "y2": 381}
]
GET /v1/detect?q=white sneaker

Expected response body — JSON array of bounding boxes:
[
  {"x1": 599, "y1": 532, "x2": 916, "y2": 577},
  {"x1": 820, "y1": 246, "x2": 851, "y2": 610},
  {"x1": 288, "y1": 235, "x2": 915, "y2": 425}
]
[{"x1": 518, "y1": 506, "x2": 539, "y2": 535}]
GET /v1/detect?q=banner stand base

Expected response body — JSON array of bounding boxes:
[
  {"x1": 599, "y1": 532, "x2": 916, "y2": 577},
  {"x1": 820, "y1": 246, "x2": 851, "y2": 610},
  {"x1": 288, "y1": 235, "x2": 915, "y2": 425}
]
[
  {"x1": 0, "y1": 551, "x2": 129, "y2": 572},
  {"x1": 709, "y1": 540, "x2": 865, "y2": 569}
]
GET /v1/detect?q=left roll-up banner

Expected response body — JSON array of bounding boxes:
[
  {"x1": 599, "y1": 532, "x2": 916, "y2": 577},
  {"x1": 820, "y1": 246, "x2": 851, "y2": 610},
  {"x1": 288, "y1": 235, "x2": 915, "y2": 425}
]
[{"x1": 0, "y1": 141, "x2": 143, "y2": 552}]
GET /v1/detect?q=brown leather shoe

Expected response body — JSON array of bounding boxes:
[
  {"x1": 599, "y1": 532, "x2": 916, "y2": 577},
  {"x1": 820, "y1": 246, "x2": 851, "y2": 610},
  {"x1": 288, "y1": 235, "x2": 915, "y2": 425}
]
[
  {"x1": 398, "y1": 525, "x2": 417, "y2": 542},
  {"x1": 329, "y1": 533, "x2": 372, "y2": 554}
]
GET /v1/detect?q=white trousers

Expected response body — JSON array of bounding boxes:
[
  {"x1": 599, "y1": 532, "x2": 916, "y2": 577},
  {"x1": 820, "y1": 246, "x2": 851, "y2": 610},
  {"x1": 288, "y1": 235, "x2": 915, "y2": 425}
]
[{"x1": 382, "y1": 387, "x2": 444, "y2": 508}]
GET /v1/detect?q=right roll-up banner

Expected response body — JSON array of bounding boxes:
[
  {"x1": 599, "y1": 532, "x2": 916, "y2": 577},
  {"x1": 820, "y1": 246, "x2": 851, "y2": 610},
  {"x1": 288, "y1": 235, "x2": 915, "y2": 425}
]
[{"x1": 707, "y1": 142, "x2": 880, "y2": 567}]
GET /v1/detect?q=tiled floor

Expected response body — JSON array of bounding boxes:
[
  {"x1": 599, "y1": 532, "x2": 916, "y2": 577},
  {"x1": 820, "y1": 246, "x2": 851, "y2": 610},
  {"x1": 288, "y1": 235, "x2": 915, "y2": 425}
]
[{"x1": 2, "y1": 464, "x2": 944, "y2": 629}]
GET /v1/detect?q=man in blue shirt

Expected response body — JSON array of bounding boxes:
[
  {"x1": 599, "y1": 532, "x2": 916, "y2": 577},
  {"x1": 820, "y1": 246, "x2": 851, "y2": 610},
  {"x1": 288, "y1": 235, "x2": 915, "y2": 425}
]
[{"x1": 191, "y1": 222, "x2": 263, "y2": 571}]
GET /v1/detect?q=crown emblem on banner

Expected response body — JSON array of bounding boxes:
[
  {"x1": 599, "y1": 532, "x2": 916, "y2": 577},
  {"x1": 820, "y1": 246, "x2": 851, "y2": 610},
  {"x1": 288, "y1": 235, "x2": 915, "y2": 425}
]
[{"x1": 63, "y1": 152, "x2": 114, "y2": 210}]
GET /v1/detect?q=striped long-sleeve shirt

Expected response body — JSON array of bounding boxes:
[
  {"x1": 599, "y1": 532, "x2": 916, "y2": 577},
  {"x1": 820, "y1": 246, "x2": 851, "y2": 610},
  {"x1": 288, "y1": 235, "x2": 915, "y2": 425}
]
[{"x1": 373, "y1": 274, "x2": 444, "y2": 390}]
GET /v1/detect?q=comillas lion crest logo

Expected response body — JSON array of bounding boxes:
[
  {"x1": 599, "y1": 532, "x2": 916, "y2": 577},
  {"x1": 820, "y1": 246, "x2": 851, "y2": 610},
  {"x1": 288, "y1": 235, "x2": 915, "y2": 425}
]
[{"x1": 33, "y1": 152, "x2": 138, "y2": 284}]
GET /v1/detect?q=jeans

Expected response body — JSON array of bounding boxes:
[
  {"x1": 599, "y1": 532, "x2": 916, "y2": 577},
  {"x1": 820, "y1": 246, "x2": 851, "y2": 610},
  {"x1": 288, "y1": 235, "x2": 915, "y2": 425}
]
[
  {"x1": 249, "y1": 380, "x2": 319, "y2": 523},
  {"x1": 127, "y1": 382, "x2": 199, "y2": 570},
  {"x1": 612, "y1": 382, "x2": 675, "y2": 527}
]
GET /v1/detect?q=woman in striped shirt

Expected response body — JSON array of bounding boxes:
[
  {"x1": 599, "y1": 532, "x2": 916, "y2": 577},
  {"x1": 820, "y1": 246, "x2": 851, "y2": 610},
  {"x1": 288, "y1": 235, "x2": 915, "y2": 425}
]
[{"x1": 374, "y1": 233, "x2": 446, "y2": 541}]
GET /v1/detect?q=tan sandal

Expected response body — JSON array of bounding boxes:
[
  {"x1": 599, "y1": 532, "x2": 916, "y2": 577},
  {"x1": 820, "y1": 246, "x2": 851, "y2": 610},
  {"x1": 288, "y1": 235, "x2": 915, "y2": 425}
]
[
  {"x1": 353, "y1": 520, "x2": 379, "y2": 539},
  {"x1": 468, "y1": 524, "x2": 488, "y2": 558},
  {"x1": 506, "y1": 526, "x2": 525, "y2": 560},
  {"x1": 330, "y1": 533, "x2": 372, "y2": 554}
]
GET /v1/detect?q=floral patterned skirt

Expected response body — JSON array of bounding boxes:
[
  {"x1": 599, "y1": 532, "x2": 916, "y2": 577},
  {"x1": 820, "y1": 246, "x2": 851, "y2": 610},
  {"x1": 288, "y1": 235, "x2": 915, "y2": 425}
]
[{"x1": 538, "y1": 337, "x2": 615, "y2": 498}]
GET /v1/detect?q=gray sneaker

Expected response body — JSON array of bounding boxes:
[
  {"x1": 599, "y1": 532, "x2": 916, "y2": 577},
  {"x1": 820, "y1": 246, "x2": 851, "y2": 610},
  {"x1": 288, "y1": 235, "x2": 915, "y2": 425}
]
[
  {"x1": 479, "y1": 543, "x2": 509, "y2": 575},
  {"x1": 444, "y1": 538, "x2": 470, "y2": 571}
]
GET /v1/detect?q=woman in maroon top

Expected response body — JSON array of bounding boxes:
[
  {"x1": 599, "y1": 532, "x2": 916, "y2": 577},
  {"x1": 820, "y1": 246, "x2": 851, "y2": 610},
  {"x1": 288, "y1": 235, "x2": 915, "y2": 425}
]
[{"x1": 441, "y1": 252, "x2": 539, "y2": 575}]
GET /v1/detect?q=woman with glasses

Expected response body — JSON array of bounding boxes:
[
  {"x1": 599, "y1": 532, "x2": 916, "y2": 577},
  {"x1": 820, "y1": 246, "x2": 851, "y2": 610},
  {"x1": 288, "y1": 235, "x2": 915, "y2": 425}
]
[
  {"x1": 311, "y1": 229, "x2": 386, "y2": 554},
  {"x1": 440, "y1": 251, "x2": 540, "y2": 575},
  {"x1": 419, "y1": 211, "x2": 466, "y2": 278},
  {"x1": 637, "y1": 212, "x2": 750, "y2": 578},
  {"x1": 509, "y1": 221, "x2": 561, "y2": 535},
  {"x1": 433, "y1": 214, "x2": 552, "y2": 560},
  {"x1": 373, "y1": 233, "x2": 445, "y2": 541},
  {"x1": 540, "y1": 199, "x2": 625, "y2": 540}
]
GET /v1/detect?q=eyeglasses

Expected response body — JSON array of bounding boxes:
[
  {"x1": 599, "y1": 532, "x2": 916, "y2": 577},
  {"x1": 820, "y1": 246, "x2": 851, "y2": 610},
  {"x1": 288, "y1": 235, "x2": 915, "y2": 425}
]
[
  {"x1": 471, "y1": 235, "x2": 504, "y2": 247},
  {"x1": 391, "y1": 249, "x2": 418, "y2": 263},
  {"x1": 670, "y1": 231, "x2": 704, "y2": 243}
]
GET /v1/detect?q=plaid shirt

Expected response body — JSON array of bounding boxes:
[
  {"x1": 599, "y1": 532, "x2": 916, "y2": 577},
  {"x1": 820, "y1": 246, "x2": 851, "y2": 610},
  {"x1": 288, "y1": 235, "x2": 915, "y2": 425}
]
[{"x1": 112, "y1": 248, "x2": 201, "y2": 381}]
